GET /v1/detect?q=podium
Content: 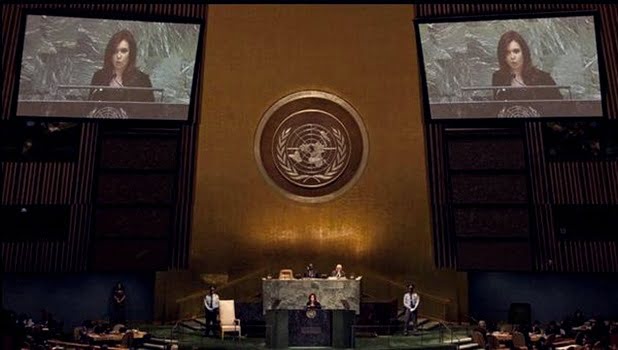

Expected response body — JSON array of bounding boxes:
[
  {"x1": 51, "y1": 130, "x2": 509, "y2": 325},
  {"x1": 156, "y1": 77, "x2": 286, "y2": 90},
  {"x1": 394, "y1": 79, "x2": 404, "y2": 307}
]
[
  {"x1": 17, "y1": 100, "x2": 189, "y2": 120},
  {"x1": 263, "y1": 277, "x2": 361, "y2": 348}
]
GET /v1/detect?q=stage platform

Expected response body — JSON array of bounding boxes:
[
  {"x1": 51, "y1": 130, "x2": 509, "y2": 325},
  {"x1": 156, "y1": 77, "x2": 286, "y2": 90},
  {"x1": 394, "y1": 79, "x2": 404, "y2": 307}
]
[{"x1": 133, "y1": 322, "x2": 477, "y2": 349}]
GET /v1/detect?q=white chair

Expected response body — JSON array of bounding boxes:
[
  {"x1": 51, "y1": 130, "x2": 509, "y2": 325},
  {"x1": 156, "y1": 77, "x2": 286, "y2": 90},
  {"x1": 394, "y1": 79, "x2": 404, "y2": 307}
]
[
  {"x1": 278, "y1": 269, "x2": 294, "y2": 280},
  {"x1": 219, "y1": 300, "x2": 241, "y2": 340},
  {"x1": 512, "y1": 331, "x2": 528, "y2": 350},
  {"x1": 472, "y1": 331, "x2": 486, "y2": 348}
]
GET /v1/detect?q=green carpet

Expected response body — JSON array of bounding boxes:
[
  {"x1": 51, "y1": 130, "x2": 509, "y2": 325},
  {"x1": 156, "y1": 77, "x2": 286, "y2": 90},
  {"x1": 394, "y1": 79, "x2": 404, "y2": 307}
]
[{"x1": 135, "y1": 324, "x2": 468, "y2": 349}]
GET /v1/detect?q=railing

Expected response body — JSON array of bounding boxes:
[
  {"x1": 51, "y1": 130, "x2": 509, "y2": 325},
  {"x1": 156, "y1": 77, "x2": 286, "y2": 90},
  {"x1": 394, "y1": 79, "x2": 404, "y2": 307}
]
[
  {"x1": 424, "y1": 314, "x2": 469, "y2": 346},
  {"x1": 351, "y1": 322, "x2": 468, "y2": 349}
]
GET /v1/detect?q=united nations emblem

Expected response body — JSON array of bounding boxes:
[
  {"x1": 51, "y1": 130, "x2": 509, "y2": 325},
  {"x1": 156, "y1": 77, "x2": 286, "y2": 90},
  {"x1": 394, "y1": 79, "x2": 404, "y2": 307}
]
[
  {"x1": 255, "y1": 91, "x2": 368, "y2": 203},
  {"x1": 275, "y1": 119, "x2": 349, "y2": 188},
  {"x1": 306, "y1": 308, "x2": 317, "y2": 319},
  {"x1": 87, "y1": 106, "x2": 128, "y2": 119},
  {"x1": 498, "y1": 105, "x2": 540, "y2": 118}
]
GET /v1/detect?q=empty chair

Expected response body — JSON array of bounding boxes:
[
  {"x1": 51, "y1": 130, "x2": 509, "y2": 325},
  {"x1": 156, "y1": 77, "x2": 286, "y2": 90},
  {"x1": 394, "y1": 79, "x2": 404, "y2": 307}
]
[
  {"x1": 487, "y1": 334, "x2": 508, "y2": 350},
  {"x1": 278, "y1": 269, "x2": 294, "y2": 280},
  {"x1": 545, "y1": 333, "x2": 557, "y2": 348},
  {"x1": 472, "y1": 330, "x2": 486, "y2": 348},
  {"x1": 512, "y1": 331, "x2": 528, "y2": 350},
  {"x1": 610, "y1": 334, "x2": 618, "y2": 348},
  {"x1": 219, "y1": 299, "x2": 241, "y2": 340},
  {"x1": 499, "y1": 323, "x2": 513, "y2": 332},
  {"x1": 575, "y1": 332, "x2": 585, "y2": 345},
  {"x1": 120, "y1": 331, "x2": 134, "y2": 348}
]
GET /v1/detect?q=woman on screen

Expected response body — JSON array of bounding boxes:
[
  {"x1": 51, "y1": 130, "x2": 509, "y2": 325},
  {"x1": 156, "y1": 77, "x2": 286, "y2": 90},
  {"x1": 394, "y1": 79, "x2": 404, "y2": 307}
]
[
  {"x1": 89, "y1": 29, "x2": 155, "y2": 102},
  {"x1": 491, "y1": 30, "x2": 563, "y2": 101}
]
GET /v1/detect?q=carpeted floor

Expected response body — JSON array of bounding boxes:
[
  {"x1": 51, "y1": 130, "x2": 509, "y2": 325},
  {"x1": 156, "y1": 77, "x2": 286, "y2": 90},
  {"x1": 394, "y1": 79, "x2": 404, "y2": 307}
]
[{"x1": 136, "y1": 324, "x2": 469, "y2": 349}]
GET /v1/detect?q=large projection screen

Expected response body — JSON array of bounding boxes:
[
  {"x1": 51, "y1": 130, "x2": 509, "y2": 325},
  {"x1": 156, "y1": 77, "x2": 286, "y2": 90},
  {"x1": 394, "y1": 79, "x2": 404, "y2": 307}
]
[
  {"x1": 415, "y1": 12, "x2": 605, "y2": 120},
  {"x1": 14, "y1": 12, "x2": 203, "y2": 121}
]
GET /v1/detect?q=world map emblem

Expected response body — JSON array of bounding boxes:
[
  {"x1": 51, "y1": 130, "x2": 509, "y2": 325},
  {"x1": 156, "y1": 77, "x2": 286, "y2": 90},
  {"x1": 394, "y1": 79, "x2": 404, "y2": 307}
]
[{"x1": 255, "y1": 91, "x2": 368, "y2": 203}]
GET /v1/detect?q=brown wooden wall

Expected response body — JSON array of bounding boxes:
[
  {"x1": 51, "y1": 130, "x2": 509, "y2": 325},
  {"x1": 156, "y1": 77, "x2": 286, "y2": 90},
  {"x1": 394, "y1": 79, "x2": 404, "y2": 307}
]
[
  {"x1": 0, "y1": 3, "x2": 206, "y2": 272},
  {"x1": 419, "y1": 4, "x2": 618, "y2": 272}
]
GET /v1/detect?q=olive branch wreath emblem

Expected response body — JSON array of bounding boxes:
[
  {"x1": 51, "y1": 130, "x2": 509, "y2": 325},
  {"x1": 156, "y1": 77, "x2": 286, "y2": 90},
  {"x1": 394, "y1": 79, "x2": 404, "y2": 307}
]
[
  {"x1": 87, "y1": 107, "x2": 128, "y2": 119},
  {"x1": 275, "y1": 127, "x2": 348, "y2": 184},
  {"x1": 498, "y1": 105, "x2": 540, "y2": 118}
]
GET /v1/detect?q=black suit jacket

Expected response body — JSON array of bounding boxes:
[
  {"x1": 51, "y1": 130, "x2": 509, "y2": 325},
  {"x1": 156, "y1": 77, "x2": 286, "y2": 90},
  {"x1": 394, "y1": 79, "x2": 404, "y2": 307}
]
[
  {"x1": 304, "y1": 269, "x2": 318, "y2": 278},
  {"x1": 306, "y1": 301, "x2": 322, "y2": 309},
  {"x1": 331, "y1": 270, "x2": 346, "y2": 278},
  {"x1": 89, "y1": 69, "x2": 155, "y2": 102},
  {"x1": 492, "y1": 68, "x2": 563, "y2": 101}
]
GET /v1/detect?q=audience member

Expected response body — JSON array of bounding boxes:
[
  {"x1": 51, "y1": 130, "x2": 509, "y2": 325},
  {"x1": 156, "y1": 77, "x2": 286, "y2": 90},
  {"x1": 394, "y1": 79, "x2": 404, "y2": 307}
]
[
  {"x1": 73, "y1": 320, "x2": 94, "y2": 342},
  {"x1": 561, "y1": 316, "x2": 575, "y2": 337},
  {"x1": 472, "y1": 320, "x2": 488, "y2": 343},
  {"x1": 514, "y1": 323, "x2": 533, "y2": 349},
  {"x1": 546, "y1": 320, "x2": 561, "y2": 336},
  {"x1": 573, "y1": 309, "x2": 586, "y2": 326},
  {"x1": 532, "y1": 320, "x2": 543, "y2": 334},
  {"x1": 590, "y1": 318, "x2": 610, "y2": 348}
]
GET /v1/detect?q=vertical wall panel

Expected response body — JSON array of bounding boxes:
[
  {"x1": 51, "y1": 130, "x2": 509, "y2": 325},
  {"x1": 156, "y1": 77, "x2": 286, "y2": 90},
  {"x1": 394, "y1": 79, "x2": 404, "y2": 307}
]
[{"x1": 427, "y1": 124, "x2": 455, "y2": 268}]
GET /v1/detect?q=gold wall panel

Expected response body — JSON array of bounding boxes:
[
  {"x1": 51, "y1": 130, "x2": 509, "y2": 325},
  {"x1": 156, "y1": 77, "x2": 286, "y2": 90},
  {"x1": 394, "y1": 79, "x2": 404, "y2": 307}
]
[{"x1": 191, "y1": 5, "x2": 466, "y2": 318}]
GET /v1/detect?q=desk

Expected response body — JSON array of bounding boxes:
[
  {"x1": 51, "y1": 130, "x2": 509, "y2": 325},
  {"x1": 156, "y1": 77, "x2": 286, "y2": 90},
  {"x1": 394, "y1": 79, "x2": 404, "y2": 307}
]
[
  {"x1": 491, "y1": 331, "x2": 543, "y2": 343},
  {"x1": 262, "y1": 277, "x2": 361, "y2": 314},
  {"x1": 48, "y1": 339, "x2": 126, "y2": 350},
  {"x1": 85, "y1": 330, "x2": 147, "y2": 343}
]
